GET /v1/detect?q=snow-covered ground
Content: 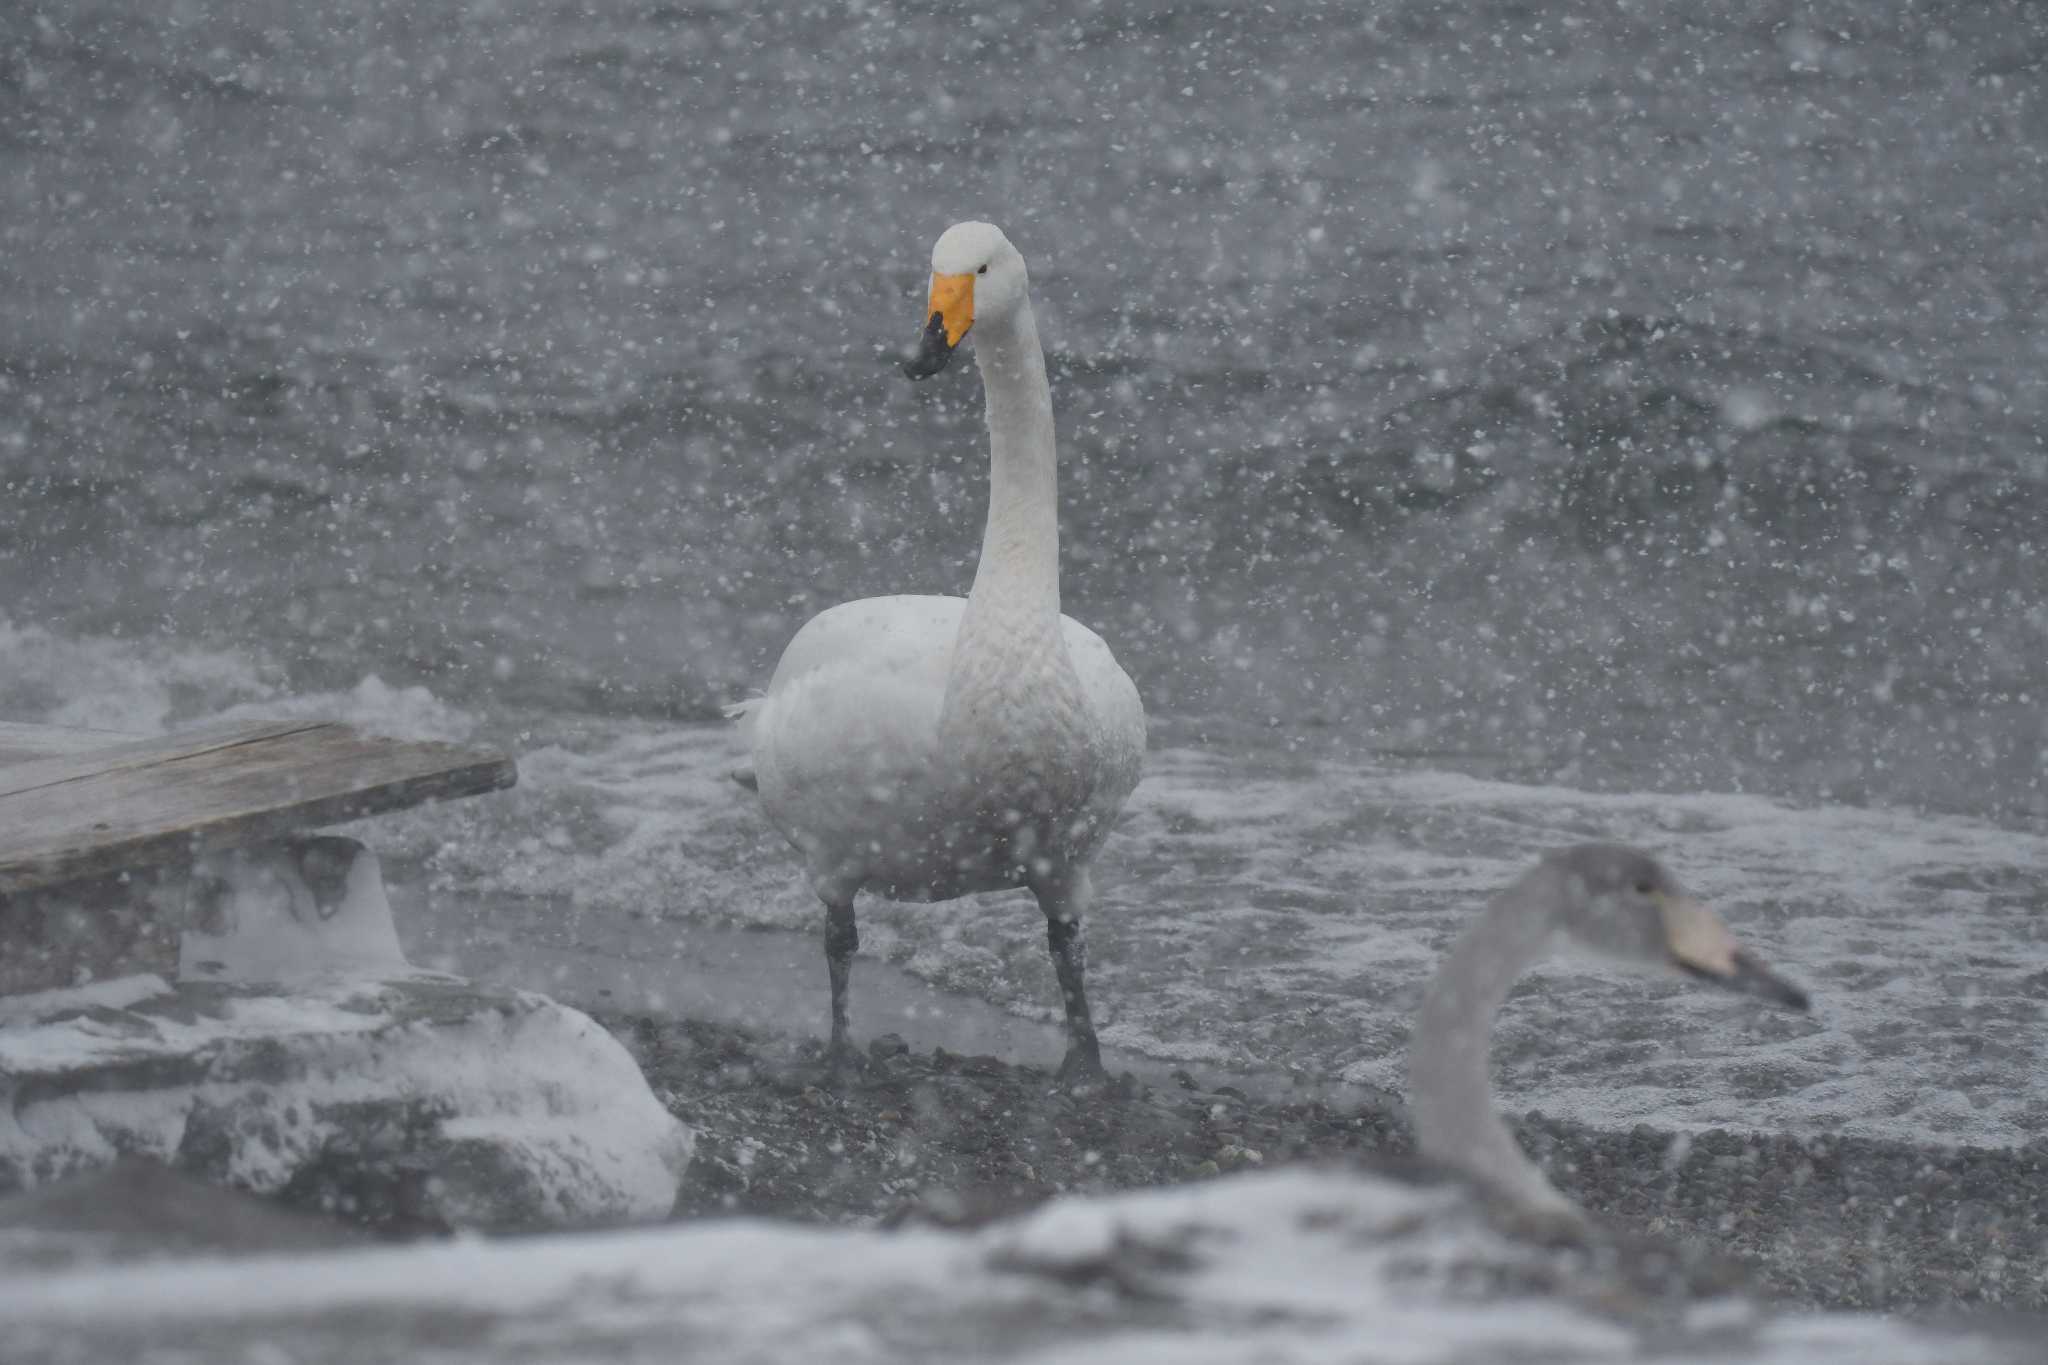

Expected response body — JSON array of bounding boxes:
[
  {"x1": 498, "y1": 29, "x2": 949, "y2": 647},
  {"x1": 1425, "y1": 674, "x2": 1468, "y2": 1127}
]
[{"x1": 0, "y1": 1165, "x2": 2033, "y2": 1365}]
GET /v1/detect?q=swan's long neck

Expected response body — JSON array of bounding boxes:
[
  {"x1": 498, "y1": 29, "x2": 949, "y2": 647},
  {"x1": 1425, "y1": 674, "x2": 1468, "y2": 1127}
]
[
  {"x1": 964, "y1": 299, "x2": 1060, "y2": 633},
  {"x1": 940, "y1": 298, "x2": 1080, "y2": 755},
  {"x1": 1408, "y1": 867, "x2": 1576, "y2": 1214}
]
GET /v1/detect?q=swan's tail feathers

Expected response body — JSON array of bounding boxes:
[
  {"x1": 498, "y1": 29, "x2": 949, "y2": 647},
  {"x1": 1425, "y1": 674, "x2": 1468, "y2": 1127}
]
[{"x1": 723, "y1": 696, "x2": 763, "y2": 791}]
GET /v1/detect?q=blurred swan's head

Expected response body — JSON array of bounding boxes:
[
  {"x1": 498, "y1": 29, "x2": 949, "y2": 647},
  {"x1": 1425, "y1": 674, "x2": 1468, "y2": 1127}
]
[{"x1": 1542, "y1": 843, "x2": 1808, "y2": 1010}]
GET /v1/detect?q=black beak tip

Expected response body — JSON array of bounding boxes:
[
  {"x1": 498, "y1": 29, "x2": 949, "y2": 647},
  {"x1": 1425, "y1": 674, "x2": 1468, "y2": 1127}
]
[
  {"x1": 1734, "y1": 950, "x2": 1811, "y2": 1013},
  {"x1": 902, "y1": 312, "x2": 956, "y2": 381},
  {"x1": 1679, "y1": 953, "x2": 1811, "y2": 1013}
]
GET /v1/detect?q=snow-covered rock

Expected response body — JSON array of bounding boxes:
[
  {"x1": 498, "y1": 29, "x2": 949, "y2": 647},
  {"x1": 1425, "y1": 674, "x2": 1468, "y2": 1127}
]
[
  {"x1": 2, "y1": 833, "x2": 410, "y2": 995},
  {"x1": 0, "y1": 971, "x2": 692, "y2": 1231},
  {"x1": 0, "y1": 1164, "x2": 2029, "y2": 1365},
  {"x1": 178, "y1": 836, "x2": 410, "y2": 983}
]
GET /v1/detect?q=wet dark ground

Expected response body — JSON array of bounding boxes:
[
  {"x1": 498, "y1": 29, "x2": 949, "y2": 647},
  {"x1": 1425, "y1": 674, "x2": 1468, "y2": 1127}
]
[
  {"x1": 1, "y1": 1004, "x2": 2041, "y2": 1324},
  {"x1": 615, "y1": 1013, "x2": 2048, "y2": 1316}
]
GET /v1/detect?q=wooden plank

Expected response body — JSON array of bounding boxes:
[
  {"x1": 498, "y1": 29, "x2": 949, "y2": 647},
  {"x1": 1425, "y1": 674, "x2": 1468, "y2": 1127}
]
[
  {"x1": 0, "y1": 722, "x2": 135, "y2": 769},
  {"x1": 0, "y1": 720, "x2": 329, "y2": 799},
  {"x1": 0, "y1": 721, "x2": 517, "y2": 897}
]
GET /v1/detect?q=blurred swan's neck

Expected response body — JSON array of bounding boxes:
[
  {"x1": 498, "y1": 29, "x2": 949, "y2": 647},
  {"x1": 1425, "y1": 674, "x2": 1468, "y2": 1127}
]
[{"x1": 1408, "y1": 866, "x2": 1576, "y2": 1215}]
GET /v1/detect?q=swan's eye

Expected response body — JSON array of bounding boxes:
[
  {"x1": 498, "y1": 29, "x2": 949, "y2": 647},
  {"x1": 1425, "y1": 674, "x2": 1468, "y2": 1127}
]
[
  {"x1": 1633, "y1": 880, "x2": 1654, "y2": 896},
  {"x1": 977, "y1": 264, "x2": 989, "y2": 275}
]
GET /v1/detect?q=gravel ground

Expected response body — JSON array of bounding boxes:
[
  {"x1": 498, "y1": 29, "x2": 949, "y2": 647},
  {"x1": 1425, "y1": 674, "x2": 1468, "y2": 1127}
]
[{"x1": 610, "y1": 1013, "x2": 2048, "y2": 1316}]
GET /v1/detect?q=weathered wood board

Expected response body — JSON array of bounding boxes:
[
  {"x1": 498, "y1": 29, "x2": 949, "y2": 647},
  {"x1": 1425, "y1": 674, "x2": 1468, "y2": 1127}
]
[
  {"x1": 0, "y1": 719, "x2": 517, "y2": 896},
  {"x1": 0, "y1": 722, "x2": 134, "y2": 769}
]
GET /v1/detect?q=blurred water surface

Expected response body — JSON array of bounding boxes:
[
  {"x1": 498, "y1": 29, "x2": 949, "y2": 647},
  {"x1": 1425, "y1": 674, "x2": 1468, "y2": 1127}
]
[{"x1": 1, "y1": 0, "x2": 2043, "y2": 816}]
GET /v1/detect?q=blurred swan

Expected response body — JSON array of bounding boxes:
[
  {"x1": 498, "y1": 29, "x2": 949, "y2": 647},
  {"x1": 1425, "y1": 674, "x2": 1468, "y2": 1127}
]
[
  {"x1": 1409, "y1": 843, "x2": 1809, "y2": 1224},
  {"x1": 731, "y1": 221, "x2": 1145, "y2": 1081}
]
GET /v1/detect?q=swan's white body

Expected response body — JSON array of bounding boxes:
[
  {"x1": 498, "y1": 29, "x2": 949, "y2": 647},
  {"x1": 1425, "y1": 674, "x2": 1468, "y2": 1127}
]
[
  {"x1": 736, "y1": 596, "x2": 1141, "y2": 903},
  {"x1": 733, "y1": 222, "x2": 1144, "y2": 1076}
]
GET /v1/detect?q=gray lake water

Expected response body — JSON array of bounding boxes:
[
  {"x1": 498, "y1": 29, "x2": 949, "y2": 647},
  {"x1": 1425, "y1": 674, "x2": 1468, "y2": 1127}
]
[{"x1": 2, "y1": 0, "x2": 2043, "y2": 819}]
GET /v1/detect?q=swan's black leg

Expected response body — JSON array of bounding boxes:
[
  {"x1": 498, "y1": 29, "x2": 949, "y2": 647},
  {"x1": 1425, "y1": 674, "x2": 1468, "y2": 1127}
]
[
  {"x1": 1046, "y1": 913, "x2": 1105, "y2": 1081},
  {"x1": 1037, "y1": 869, "x2": 1107, "y2": 1084},
  {"x1": 823, "y1": 896, "x2": 863, "y2": 1071}
]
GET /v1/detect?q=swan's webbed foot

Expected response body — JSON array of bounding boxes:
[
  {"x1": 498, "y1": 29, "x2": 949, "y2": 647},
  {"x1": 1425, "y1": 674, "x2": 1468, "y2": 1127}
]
[
  {"x1": 1055, "y1": 1042, "x2": 1112, "y2": 1091},
  {"x1": 819, "y1": 1036, "x2": 871, "y2": 1085}
]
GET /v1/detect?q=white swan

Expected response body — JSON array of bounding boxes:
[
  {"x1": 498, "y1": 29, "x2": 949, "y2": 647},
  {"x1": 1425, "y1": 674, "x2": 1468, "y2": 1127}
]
[
  {"x1": 731, "y1": 221, "x2": 1145, "y2": 1080},
  {"x1": 1409, "y1": 843, "x2": 1809, "y2": 1224}
]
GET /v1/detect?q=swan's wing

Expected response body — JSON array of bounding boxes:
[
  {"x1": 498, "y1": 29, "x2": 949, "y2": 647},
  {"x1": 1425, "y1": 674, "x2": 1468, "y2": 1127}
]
[
  {"x1": 763, "y1": 595, "x2": 964, "y2": 697},
  {"x1": 747, "y1": 596, "x2": 965, "y2": 833}
]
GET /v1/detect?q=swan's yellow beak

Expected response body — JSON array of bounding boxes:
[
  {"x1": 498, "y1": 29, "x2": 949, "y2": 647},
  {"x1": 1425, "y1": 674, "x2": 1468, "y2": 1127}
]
[
  {"x1": 927, "y1": 272, "x2": 975, "y2": 346},
  {"x1": 1661, "y1": 894, "x2": 1809, "y2": 1010},
  {"x1": 903, "y1": 271, "x2": 974, "y2": 381}
]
